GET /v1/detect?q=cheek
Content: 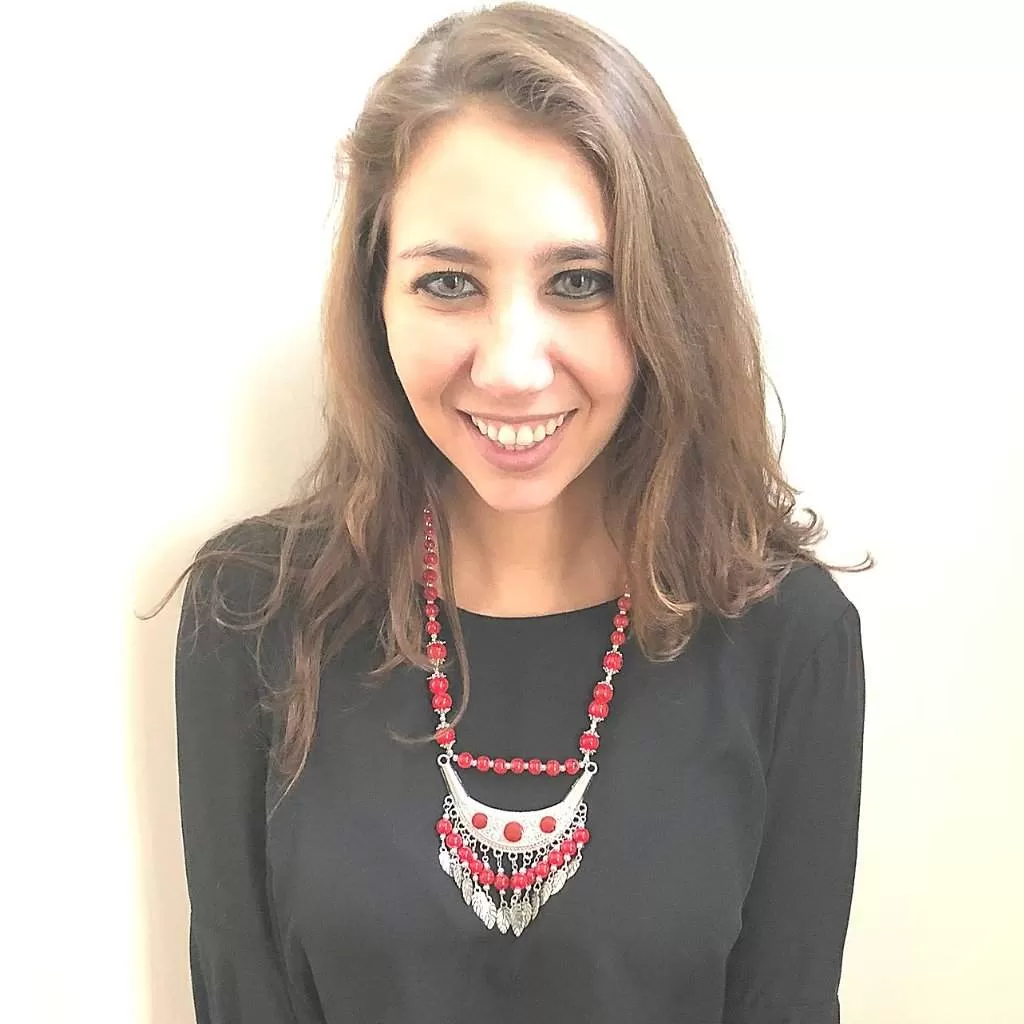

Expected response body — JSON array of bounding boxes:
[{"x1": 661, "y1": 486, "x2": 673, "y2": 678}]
[
  {"x1": 561, "y1": 321, "x2": 635, "y2": 406},
  {"x1": 385, "y1": 307, "x2": 469, "y2": 404}
]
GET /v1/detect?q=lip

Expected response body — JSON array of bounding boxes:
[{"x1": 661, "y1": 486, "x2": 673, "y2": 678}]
[
  {"x1": 458, "y1": 410, "x2": 575, "y2": 473},
  {"x1": 459, "y1": 411, "x2": 574, "y2": 425}
]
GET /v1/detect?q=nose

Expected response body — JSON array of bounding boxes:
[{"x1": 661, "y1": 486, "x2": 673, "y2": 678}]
[{"x1": 470, "y1": 291, "x2": 555, "y2": 395}]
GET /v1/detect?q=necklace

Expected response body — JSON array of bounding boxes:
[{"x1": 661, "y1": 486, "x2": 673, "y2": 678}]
[{"x1": 421, "y1": 507, "x2": 630, "y2": 936}]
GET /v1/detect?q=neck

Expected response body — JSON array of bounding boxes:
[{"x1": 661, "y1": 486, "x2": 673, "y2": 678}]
[{"x1": 442, "y1": 466, "x2": 625, "y2": 617}]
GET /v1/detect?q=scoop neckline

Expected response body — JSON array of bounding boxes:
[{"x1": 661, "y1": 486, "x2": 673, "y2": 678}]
[{"x1": 419, "y1": 586, "x2": 620, "y2": 624}]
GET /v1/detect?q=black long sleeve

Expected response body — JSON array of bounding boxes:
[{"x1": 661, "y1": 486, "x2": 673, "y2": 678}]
[
  {"x1": 175, "y1": 549, "x2": 299, "y2": 1023},
  {"x1": 174, "y1": 521, "x2": 865, "y2": 1024}
]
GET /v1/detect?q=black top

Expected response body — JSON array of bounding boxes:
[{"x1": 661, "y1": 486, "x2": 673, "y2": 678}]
[{"x1": 176, "y1": 522, "x2": 865, "y2": 1024}]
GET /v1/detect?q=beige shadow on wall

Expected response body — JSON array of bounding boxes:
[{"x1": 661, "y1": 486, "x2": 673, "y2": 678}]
[{"x1": 130, "y1": 326, "x2": 322, "y2": 1024}]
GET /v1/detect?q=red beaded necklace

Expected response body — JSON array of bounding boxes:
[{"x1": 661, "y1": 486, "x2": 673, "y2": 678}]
[{"x1": 421, "y1": 506, "x2": 631, "y2": 936}]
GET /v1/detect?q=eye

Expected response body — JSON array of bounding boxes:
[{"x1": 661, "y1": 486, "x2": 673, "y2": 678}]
[
  {"x1": 550, "y1": 269, "x2": 613, "y2": 300},
  {"x1": 414, "y1": 270, "x2": 479, "y2": 300}
]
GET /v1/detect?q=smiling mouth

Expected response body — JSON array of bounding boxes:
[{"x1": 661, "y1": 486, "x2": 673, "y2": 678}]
[{"x1": 463, "y1": 411, "x2": 572, "y2": 450}]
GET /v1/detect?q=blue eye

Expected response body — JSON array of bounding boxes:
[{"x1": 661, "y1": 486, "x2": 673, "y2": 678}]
[{"x1": 550, "y1": 269, "x2": 612, "y2": 299}]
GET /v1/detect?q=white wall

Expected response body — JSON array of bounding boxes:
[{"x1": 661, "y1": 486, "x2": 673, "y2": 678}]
[{"x1": 4, "y1": 1, "x2": 1020, "y2": 1021}]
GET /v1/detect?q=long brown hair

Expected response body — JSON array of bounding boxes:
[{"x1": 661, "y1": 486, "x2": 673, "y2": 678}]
[{"x1": 146, "y1": 1, "x2": 873, "y2": 802}]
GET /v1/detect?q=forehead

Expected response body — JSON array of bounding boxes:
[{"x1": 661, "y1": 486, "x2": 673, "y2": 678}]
[{"x1": 387, "y1": 108, "x2": 609, "y2": 256}]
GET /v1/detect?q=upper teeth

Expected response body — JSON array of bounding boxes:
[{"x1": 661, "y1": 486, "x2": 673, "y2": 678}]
[{"x1": 470, "y1": 413, "x2": 567, "y2": 448}]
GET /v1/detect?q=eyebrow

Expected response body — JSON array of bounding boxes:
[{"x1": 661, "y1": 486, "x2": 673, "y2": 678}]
[{"x1": 396, "y1": 240, "x2": 612, "y2": 269}]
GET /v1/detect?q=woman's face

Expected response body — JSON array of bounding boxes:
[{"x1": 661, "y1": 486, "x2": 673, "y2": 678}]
[{"x1": 381, "y1": 106, "x2": 635, "y2": 514}]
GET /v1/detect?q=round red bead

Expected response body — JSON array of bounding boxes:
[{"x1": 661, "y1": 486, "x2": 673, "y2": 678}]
[
  {"x1": 539, "y1": 816, "x2": 556, "y2": 834},
  {"x1": 610, "y1": 629, "x2": 626, "y2": 646},
  {"x1": 503, "y1": 821, "x2": 523, "y2": 843},
  {"x1": 424, "y1": 602, "x2": 439, "y2": 618},
  {"x1": 618, "y1": 596, "x2": 632, "y2": 611},
  {"x1": 545, "y1": 759, "x2": 561, "y2": 777},
  {"x1": 470, "y1": 858, "x2": 483, "y2": 875},
  {"x1": 435, "y1": 818, "x2": 453, "y2": 836},
  {"x1": 493, "y1": 758, "x2": 508, "y2": 775},
  {"x1": 475, "y1": 755, "x2": 491, "y2": 772},
  {"x1": 431, "y1": 693, "x2": 452, "y2": 711},
  {"x1": 458, "y1": 846, "x2": 472, "y2": 862},
  {"x1": 428, "y1": 675, "x2": 449, "y2": 695},
  {"x1": 579, "y1": 733, "x2": 600, "y2": 752},
  {"x1": 510, "y1": 757, "x2": 525, "y2": 774},
  {"x1": 445, "y1": 833, "x2": 462, "y2": 849},
  {"x1": 593, "y1": 682, "x2": 614, "y2": 703},
  {"x1": 494, "y1": 873, "x2": 509, "y2": 891},
  {"x1": 534, "y1": 861, "x2": 550, "y2": 879},
  {"x1": 613, "y1": 613, "x2": 629, "y2": 629},
  {"x1": 425, "y1": 620, "x2": 441, "y2": 637},
  {"x1": 422, "y1": 568, "x2": 438, "y2": 585},
  {"x1": 424, "y1": 551, "x2": 438, "y2": 567},
  {"x1": 457, "y1": 752, "x2": 473, "y2": 769},
  {"x1": 472, "y1": 812, "x2": 488, "y2": 829},
  {"x1": 480, "y1": 869, "x2": 495, "y2": 886},
  {"x1": 548, "y1": 850, "x2": 564, "y2": 867},
  {"x1": 574, "y1": 827, "x2": 591, "y2": 845},
  {"x1": 527, "y1": 758, "x2": 543, "y2": 775},
  {"x1": 423, "y1": 584, "x2": 438, "y2": 602},
  {"x1": 560, "y1": 839, "x2": 578, "y2": 856},
  {"x1": 511, "y1": 873, "x2": 525, "y2": 890},
  {"x1": 427, "y1": 641, "x2": 447, "y2": 662},
  {"x1": 525, "y1": 869, "x2": 536, "y2": 885},
  {"x1": 603, "y1": 651, "x2": 623, "y2": 672},
  {"x1": 588, "y1": 700, "x2": 609, "y2": 719},
  {"x1": 564, "y1": 758, "x2": 581, "y2": 775},
  {"x1": 435, "y1": 727, "x2": 455, "y2": 746}
]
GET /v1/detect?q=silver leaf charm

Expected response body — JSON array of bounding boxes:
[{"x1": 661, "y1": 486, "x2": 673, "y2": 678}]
[
  {"x1": 565, "y1": 855, "x2": 581, "y2": 880},
  {"x1": 496, "y1": 905, "x2": 511, "y2": 934},
  {"x1": 530, "y1": 889, "x2": 541, "y2": 919},
  {"x1": 549, "y1": 868, "x2": 567, "y2": 897},
  {"x1": 462, "y1": 876, "x2": 474, "y2": 905},
  {"x1": 472, "y1": 889, "x2": 497, "y2": 930},
  {"x1": 438, "y1": 849, "x2": 452, "y2": 877},
  {"x1": 540, "y1": 876, "x2": 553, "y2": 905},
  {"x1": 451, "y1": 860, "x2": 464, "y2": 887},
  {"x1": 510, "y1": 900, "x2": 531, "y2": 937}
]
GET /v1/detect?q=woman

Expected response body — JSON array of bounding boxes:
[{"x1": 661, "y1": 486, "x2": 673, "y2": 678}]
[{"x1": 167, "y1": 3, "x2": 872, "y2": 1021}]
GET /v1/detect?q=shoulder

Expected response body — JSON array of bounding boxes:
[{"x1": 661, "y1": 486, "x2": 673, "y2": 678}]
[{"x1": 735, "y1": 560, "x2": 860, "y2": 681}]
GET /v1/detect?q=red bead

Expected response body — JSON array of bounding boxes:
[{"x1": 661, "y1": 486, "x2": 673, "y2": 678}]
[
  {"x1": 574, "y1": 827, "x2": 590, "y2": 845},
  {"x1": 618, "y1": 596, "x2": 632, "y2": 611},
  {"x1": 510, "y1": 757, "x2": 525, "y2": 774},
  {"x1": 427, "y1": 640, "x2": 447, "y2": 662},
  {"x1": 424, "y1": 602, "x2": 439, "y2": 618},
  {"x1": 472, "y1": 812, "x2": 488, "y2": 829},
  {"x1": 610, "y1": 629, "x2": 626, "y2": 646},
  {"x1": 603, "y1": 651, "x2": 623, "y2": 672},
  {"x1": 525, "y1": 869, "x2": 536, "y2": 885},
  {"x1": 588, "y1": 700, "x2": 609, "y2": 720},
  {"x1": 428, "y1": 675, "x2": 449, "y2": 695},
  {"x1": 564, "y1": 758, "x2": 581, "y2": 775},
  {"x1": 493, "y1": 758, "x2": 508, "y2": 775},
  {"x1": 480, "y1": 869, "x2": 495, "y2": 886},
  {"x1": 539, "y1": 816, "x2": 556, "y2": 834},
  {"x1": 435, "y1": 727, "x2": 455, "y2": 746},
  {"x1": 457, "y1": 752, "x2": 473, "y2": 769},
  {"x1": 423, "y1": 584, "x2": 438, "y2": 602},
  {"x1": 548, "y1": 849, "x2": 564, "y2": 867},
  {"x1": 511, "y1": 873, "x2": 526, "y2": 891},
  {"x1": 422, "y1": 568, "x2": 438, "y2": 585},
  {"x1": 435, "y1": 818, "x2": 453, "y2": 836},
  {"x1": 560, "y1": 839, "x2": 578, "y2": 856},
  {"x1": 579, "y1": 733, "x2": 600, "y2": 752},
  {"x1": 445, "y1": 832, "x2": 462, "y2": 849},
  {"x1": 534, "y1": 861, "x2": 550, "y2": 879},
  {"x1": 527, "y1": 758, "x2": 543, "y2": 776},
  {"x1": 425, "y1": 620, "x2": 441, "y2": 637},
  {"x1": 494, "y1": 873, "x2": 510, "y2": 891},
  {"x1": 545, "y1": 759, "x2": 561, "y2": 777},
  {"x1": 503, "y1": 821, "x2": 523, "y2": 843},
  {"x1": 431, "y1": 693, "x2": 452, "y2": 711},
  {"x1": 458, "y1": 846, "x2": 472, "y2": 862},
  {"x1": 613, "y1": 613, "x2": 629, "y2": 629},
  {"x1": 424, "y1": 551, "x2": 438, "y2": 567},
  {"x1": 470, "y1": 858, "x2": 483, "y2": 875},
  {"x1": 475, "y1": 755, "x2": 491, "y2": 772},
  {"x1": 593, "y1": 682, "x2": 614, "y2": 703}
]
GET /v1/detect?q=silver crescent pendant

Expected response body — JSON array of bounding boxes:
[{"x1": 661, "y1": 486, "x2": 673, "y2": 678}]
[{"x1": 438, "y1": 758, "x2": 594, "y2": 854}]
